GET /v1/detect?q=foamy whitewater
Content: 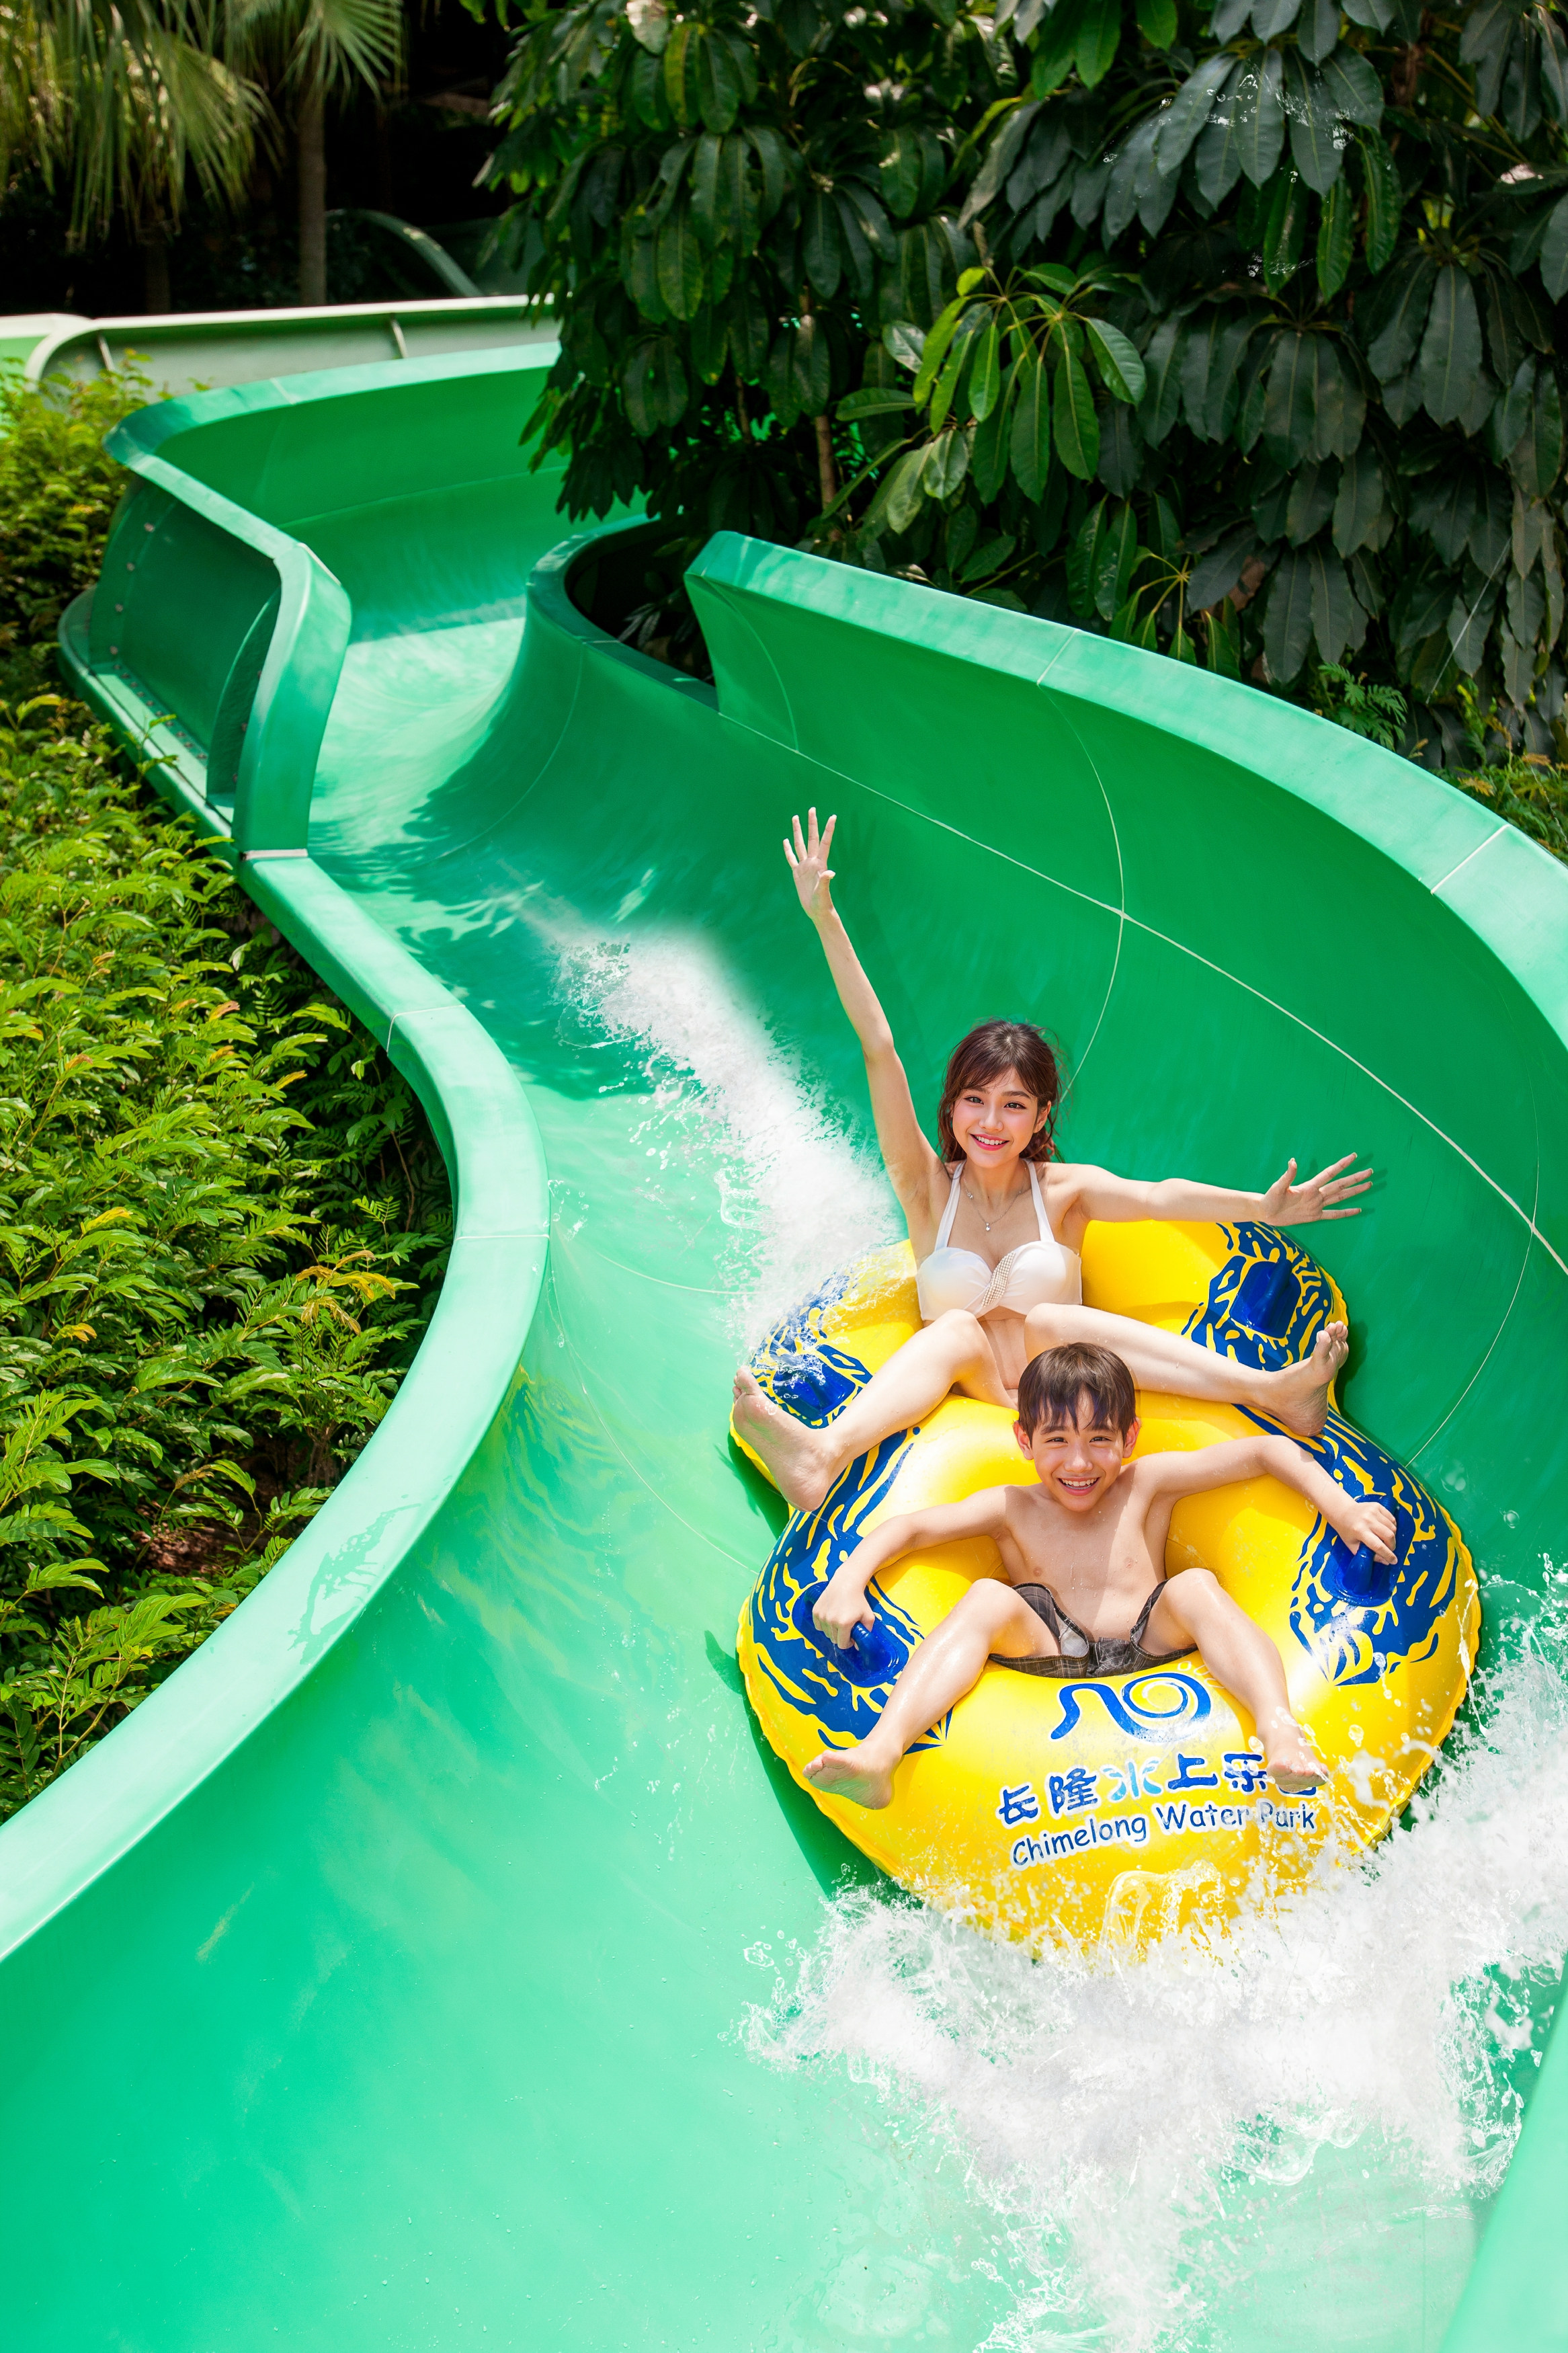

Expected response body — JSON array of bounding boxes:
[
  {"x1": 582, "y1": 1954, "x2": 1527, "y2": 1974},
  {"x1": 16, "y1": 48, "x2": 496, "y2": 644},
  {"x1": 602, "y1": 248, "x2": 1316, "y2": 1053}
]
[{"x1": 560, "y1": 925, "x2": 1568, "y2": 2352}]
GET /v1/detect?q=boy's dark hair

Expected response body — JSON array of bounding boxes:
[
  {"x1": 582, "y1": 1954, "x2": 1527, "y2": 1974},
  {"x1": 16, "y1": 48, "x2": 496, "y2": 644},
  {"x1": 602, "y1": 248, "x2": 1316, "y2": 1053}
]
[
  {"x1": 1016, "y1": 1344, "x2": 1137, "y2": 1438},
  {"x1": 936, "y1": 1019, "x2": 1064, "y2": 1165}
]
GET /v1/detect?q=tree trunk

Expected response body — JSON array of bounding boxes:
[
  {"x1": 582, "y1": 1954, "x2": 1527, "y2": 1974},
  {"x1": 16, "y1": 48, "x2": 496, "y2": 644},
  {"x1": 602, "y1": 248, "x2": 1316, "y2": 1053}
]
[
  {"x1": 142, "y1": 234, "x2": 171, "y2": 315},
  {"x1": 298, "y1": 78, "x2": 328, "y2": 305},
  {"x1": 813, "y1": 411, "x2": 839, "y2": 516}
]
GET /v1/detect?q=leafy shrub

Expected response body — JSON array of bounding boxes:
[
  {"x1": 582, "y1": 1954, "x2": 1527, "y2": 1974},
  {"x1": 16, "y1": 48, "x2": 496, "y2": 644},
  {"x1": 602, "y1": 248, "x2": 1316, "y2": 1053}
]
[
  {"x1": 490, "y1": 0, "x2": 1568, "y2": 774},
  {"x1": 0, "y1": 696, "x2": 452, "y2": 1818},
  {"x1": 0, "y1": 370, "x2": 452, "y2": 1817},
  {"x1": 1454, "y1": 748, "x2": 1568, "y2": 860},
  {"x1": 0, "y1": 364, "x2": 156, "y2": 688}
]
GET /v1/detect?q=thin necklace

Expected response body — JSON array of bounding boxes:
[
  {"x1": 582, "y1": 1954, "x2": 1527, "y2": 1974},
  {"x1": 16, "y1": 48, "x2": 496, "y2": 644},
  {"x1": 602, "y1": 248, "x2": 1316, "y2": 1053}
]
[{"x1": 964, "y1": 1173, "x2": 1026, "y2": 1232}]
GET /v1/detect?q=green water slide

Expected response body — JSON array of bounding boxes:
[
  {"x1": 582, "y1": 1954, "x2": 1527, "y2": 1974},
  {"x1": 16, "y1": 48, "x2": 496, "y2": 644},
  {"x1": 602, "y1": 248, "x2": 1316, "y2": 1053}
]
[{"x1": 11, "y1": 340, "x2": 1567, "y2": 2349}]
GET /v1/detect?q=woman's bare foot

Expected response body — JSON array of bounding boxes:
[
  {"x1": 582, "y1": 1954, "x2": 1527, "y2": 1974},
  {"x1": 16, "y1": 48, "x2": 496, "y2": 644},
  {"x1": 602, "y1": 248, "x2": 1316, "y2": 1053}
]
[
  {"x1": 1260, "y1": 1320, "x2": 1349, "y2": 1439},
  {"x1": 731, "y1": 1369, "x2": 841, "y2": 1511},
  {"x1": 803, "y1": 1740, "x2": 898, "y2": 1808},
  {"x1": 1262, "y1": 1711, "x2": 1323, "y2": 1795}
]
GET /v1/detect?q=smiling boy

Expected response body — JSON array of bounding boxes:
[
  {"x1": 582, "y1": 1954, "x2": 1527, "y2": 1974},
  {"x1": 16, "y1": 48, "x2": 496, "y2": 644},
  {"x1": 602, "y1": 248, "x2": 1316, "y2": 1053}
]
[{"x1": 802, "y1": 1342, "x2": 1396, "y2": 1809}]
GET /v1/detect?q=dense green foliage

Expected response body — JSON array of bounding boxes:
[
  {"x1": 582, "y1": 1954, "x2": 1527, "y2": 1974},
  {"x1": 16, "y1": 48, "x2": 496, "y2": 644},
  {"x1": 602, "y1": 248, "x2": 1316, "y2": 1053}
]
[
  {"x1": 491, "y1": 0, "x2": 1568, "y2": 768},
  {"x1": 0, "y1": 367, "x2": 153, "y2": 685},
  {"x1": 0, "y1": 371, "x2": 451, "y2": 1817}
]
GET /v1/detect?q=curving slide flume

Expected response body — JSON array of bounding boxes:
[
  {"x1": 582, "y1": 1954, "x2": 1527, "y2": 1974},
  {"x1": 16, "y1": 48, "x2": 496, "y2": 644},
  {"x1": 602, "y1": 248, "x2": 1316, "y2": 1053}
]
[{"x1": 1, "y1": 337, "x2": 1564, "y2": 2348}]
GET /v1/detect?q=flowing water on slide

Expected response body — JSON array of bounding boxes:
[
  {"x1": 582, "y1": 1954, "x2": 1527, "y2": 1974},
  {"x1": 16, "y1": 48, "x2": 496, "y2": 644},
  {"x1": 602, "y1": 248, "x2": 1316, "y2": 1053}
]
[{"x1": 548, "y1": 918, "x2": 1568, "y2": 2353}]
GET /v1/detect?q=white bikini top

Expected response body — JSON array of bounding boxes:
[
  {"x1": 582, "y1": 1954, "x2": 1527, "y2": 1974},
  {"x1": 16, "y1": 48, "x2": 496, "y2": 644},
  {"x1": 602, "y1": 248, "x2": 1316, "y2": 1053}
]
[{"x1": 915, "y1": 1160, "x2": 1083, "y2": 1322}]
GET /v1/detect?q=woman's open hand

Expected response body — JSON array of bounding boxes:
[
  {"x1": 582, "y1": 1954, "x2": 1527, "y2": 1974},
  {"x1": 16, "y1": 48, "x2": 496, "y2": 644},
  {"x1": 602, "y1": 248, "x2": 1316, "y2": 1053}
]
[
  {"x1": 784, "y1": 807, "x2": 837, "y2": 924},
  {"x1": 1261, "y1": 1153, "x2": 1373, "y2": 1223}
]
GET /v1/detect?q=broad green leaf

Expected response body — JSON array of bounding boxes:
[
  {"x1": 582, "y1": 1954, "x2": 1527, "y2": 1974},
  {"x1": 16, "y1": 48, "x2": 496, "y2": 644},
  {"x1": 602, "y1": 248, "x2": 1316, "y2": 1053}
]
[
  {"x1": 922, "y1": 426, "x2": 971, "y2": 500},
  {"x1": 1009, "y1": 348, "x2": 1052, "y2": 498},
  {"x1": 1264, "y1": 331, "x2": 1317, "y2": 466},
  {"x1": 838, "y1": 180, "x2": 899, "y2": 266},
  {"x1": 1193, "y1": 63, "x2": 1247, "y2": 203},
  {"x1": 1054, "y1": 343, "x2": 1100, "y2": 477},
  {"x1": 958, "y1": 101, "x2": 1042, "y2": 227},
  {"x1": 1264, "y1": 167, "x2": 1310, "y2": 293},
  {"x1": 1317, "y1": 175, "x2": 1354, "y2": 299},
  {"x1": 836, "y1": 387, "x2": 917, "y2": 418},
  {"x1": 696, "y1": 26, "x2": 743, "y2": 132},
  {"x1": 1154, "y1": 54, "x2": 1237, "y2": 177},
  {"x1": 1309, "y1": 339, "x2": 1365, "y2": 459},
  {"x1": 745, "y1": 124, "x2": 790, "y2": 219},
  {"x1": 883, "y1": 320, "x2": 927, "y2": 372},
  {"x1": 792, "y1": 314, "x2": 831, "y2": 414},
  {"x1": 1284, "y1": 56, "x2": 1344, "y2": 195},
  {"x1": 663, "y1": 20, "x2": 701, "y2": 127},
  {"x1": 1212, "y1": 0, "x2": 1252, "y2": 33},
  {"x1": 690, "y1": 306, "x2": 729, "y2": 385},
  {"x1": 1356, "y1": 130, "x2": 1403, "y2": 273},
  {"x1": 1459, "y1": 0, "x2": 1517, "y2": 115},
  {"x1": 626, "y1": 0, "x2": 670, "y2": 54},
  {"x1": 1468, "y1": 471, "x2": 1510, "y2": 574},
  {"x1": 972, "y1": 356, "x2": 1022, "y2": 499},
  {"x1": 1205, "y1": 600, "x2": 1243, "y2": 675},
  {"x1": 1419, "y1": 267, "x2": 1483, "y2": 428},
  {"x1": 1540, "y1": 11, "x2": 1568, "y2": 126},
  {"x1": 690, "y1": 134, "x2": 723, "y2": 247},
  {"x1": 1252, "y1": 0, "x2": 1303, "y2": 39},
  {"x1": 1093, "y1": 500, "x2": 1140, "y2": 619},
  {"x1": 1098, "y1": 401, "x2": 1143, "y2": 495},
  {"x1": 971, "y1": 323, "x2": 1002, "y2": 422},
  {"x1": 623, "y1": 227, "x2": 664, "y2": 319},
  {"x1": 1507, "y1": 563, "x2": 1546, "y2": 652},
  {"x1": 1286, "y1": 459, "x2": 1338, "y2": 545},
  {"x1": 1085, "y1": 319, "x2": 1146, "y2": 404},
  {"x1": 876, "y1": 448, "x2": 929, "y2": 535},
  {"x1": 729, "y1": 274, "x2": 772, "y2": 374},
  {"x1": 1068, "y1": 500, "x2": 1108, "y2": 616},
  {"x1": 1540, "y1": 194, "x2": 1568, "y2": 302},
  {"x1": 1264, "y1": 549, "x2": 1314, "y2": 680},
  {"x1": 802, "y1": 188, "x2": 842, "y2": 301},
  {"x1": 1515, "y1": 366, "x2": 1565, "y2": 498},
  {"x1": 833, "y1": 195, "x2": 874, "y2": 301},
  {"x1": 1298, "y1": 0, "x2": 1339, "y2": 63},
  {"x1": 879, "y1": 129, "x2": 923, "y2": 219},
  {"x1": 1140, "y1": 317, "x2": 1184, "y2": 445},
  {"x1": 1333, "y1": 444, "x2": 1385, "y2": 555},
  {"x1": 1445, "y1": 577, "x2": 1499, "y2": 676},
  {"x1": 961, "y1": 532, "x2": 1018, "y2": 582},
  {"x1": 1308, "y1": 547, "x2": 1356, "y2": 666},
  {"x1": 1026, "y1": 263, "x2": 1079, "y2": 294},
  {"x1": 930, "y1": 319, "x2": 980, "y2": 431},
  {"x1": 1135, "y1": 0, "x2": 1178, "y2": 44},
  {"x1": 1031, "y1": 0, "x2": 1085, "y2": 96},
  {"x1": 1233, "y1": 50, "x2": 1286, "y2": 188},
  {"x1": 1181, "y1": 309, "x2": 1254, "y2": 441},
  {"x1": 1366, "y1": 251, "x2": 1436, "y2": 380},
  {"x1": 1075, "y1": 0, "x2": 1122, "y2": 87},
  {"x1": 1318, "y1": 45, "x2": 1384, "y2": 124},
  {"x1": 657, "y1": 203, "x2": 705, "y2": 320},
  {"x1": 912, "y1": 301, "x2": 966, "y2": 403},
  {"x1": 1188, "y1": 522, "x2": 1257, "y2": 607},
  {"x1": 1409, "y1": 472, "x2": 1479, "y2": 565}
]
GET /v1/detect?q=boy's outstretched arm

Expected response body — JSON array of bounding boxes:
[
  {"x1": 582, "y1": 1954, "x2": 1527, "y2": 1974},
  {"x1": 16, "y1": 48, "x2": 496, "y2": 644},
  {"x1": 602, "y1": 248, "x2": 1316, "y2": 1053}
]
[
  {"x1": 1063, "y1": 1154, "x2": 1372, "y2": 1227},
  {"x1": 1138, "y1": 1435, "x2": 1397, "y2": 1562},
  {"x1": 812, "y1": 1489, "x2": 1012, "y2": 1648}
]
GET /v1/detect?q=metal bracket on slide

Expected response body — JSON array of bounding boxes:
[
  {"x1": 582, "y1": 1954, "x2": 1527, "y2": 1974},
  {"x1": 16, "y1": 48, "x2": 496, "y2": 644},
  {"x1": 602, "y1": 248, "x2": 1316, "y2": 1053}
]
[{"x1": 237, "y1": 848, "x2": 311, "y2": 862}]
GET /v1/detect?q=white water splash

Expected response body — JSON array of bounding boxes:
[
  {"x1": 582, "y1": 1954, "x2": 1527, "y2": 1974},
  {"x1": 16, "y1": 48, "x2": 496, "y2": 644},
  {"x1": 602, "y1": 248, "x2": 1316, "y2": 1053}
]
[
  {"x1": 556, "y1": 912, "x2": 1568, "y2": 2352},
  {"x1": 556, "y1": 927, "x2": 898, "y2": 1343},
  {"x1": 741, "y1": 1611, "x2": 1568, "y2": 2348}
]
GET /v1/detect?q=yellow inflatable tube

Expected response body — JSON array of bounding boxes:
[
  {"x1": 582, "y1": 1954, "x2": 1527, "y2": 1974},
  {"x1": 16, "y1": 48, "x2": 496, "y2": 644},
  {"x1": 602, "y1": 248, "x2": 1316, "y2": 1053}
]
[{"x1": 734, "y1": 1220, "x2": 1478, "y2": 1955}]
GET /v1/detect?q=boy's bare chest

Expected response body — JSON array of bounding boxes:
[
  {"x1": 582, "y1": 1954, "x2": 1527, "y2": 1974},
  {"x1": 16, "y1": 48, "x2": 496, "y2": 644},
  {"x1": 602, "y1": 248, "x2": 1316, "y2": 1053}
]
[{"x1": 1003, "y1": 1488, "x2": 1158, "y2": 1603}]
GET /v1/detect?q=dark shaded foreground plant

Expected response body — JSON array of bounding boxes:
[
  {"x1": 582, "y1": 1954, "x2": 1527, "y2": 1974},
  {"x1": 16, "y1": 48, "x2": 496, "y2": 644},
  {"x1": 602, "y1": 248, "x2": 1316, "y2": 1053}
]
[
  {"x1": 489, "y1": 0, "x2": 1568, "y2": 781},
  {"x1": 0, "y1": 699, "x2": 451, "y2": 1820}
]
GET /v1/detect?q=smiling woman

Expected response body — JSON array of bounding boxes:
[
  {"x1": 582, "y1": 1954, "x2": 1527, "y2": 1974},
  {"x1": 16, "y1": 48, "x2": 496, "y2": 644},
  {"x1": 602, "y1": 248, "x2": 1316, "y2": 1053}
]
[{"x1": 730, "y1": 808, "x2": 1375, "y2": 1509}]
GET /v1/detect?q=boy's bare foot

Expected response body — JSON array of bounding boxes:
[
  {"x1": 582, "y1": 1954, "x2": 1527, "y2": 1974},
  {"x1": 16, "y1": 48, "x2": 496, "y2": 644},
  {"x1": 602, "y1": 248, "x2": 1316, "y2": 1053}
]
[
  {"x1": 1262, "y1": 1713, "x2": 1323, "y2": 1795},
  {"x1": 731, "y1": 1369, "x2": 840, "y2": 1511},
  {"x1": 1263, "y1": 1320, "x2": 1349, "y2": 1439},
  {"x1": 803, "y1": 1741, "x2": 897, "y2": 1808}
]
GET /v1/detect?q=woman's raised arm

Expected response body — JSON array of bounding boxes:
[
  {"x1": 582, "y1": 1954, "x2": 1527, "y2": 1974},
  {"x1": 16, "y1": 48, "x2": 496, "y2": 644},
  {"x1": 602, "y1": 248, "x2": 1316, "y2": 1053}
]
[{"x1": 786, "y1": 809, "x2": 943, "y2": 1211}]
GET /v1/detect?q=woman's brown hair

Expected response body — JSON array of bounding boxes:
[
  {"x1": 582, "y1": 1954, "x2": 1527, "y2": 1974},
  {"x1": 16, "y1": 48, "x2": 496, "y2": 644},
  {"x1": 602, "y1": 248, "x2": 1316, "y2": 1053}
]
[{"x1": 936, "y1": 1019, "x2": 1064, "y2": 1166}]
